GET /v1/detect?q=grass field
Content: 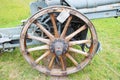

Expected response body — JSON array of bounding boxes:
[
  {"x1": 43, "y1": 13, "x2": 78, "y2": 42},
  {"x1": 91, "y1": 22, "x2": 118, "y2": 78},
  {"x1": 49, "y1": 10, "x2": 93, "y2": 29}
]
[
  {"x1": 0, "y1": 0, "x2": 120, "y2": 80},
  {"x1": 0, "y1": 0, "x2": 32, "y2": 28}
]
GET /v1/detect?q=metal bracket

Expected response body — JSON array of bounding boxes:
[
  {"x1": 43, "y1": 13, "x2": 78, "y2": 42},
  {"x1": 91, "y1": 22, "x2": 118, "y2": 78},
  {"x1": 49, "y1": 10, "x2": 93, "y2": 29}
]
[
  {"x1": 0, "y1": 38, "x2": 11, "y2": 44},
  {"x1": 64, "y1": 0, "x2": 76, "y2": 9},
  {"x1": 117, "y1": 9, "x2": 120, "y2": 15},
  {"x1": 0, "y1": 38, "x2": 12, "y2": 53}
]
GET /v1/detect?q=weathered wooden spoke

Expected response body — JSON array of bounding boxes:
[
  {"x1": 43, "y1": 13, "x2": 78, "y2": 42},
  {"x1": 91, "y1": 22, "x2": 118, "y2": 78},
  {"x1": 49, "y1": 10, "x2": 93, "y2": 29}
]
[
  {"x1": 69, "y1": 47, "x2": 88, "y2": 56},
  {"x1": 27, "y1": 45, "x2": 49, "y2": 52},
  {"x1": 27, "y1": 34, "x2": 50, "y2": 44},
  {"x1": 59, "y1": 56, "x2": 66, "y2": 71},
  {"x1": 65, "y1": 53, "x2": 78, "y2": 66},
  {"x1": 65, "y1": 25, "x2": 87, "y2": 41},
  {"x1": 69, "y1": 40, "x2": 91, "y2": 46},
  {"x1": 35, "y1": 51, "x2": 50, "y2": 64},
  {"x1": 34, "y1": 21, "x2": 55, "y2": 40},
  {"x1": 60, "y1": 16, "x2": 73, "y2": 38},
  {"x1": 48, "y1": 54, "x2": 56, "y2": 70},
  {"x1": 50, "y1": 13, "x2": 59, "y2": 37}
]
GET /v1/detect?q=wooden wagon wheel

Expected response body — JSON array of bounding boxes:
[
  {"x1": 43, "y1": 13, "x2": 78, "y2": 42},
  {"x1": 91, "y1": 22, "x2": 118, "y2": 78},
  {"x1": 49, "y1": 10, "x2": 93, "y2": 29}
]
[{"x1": 20, "y1": 6, "x2": 98, "y2": 76}]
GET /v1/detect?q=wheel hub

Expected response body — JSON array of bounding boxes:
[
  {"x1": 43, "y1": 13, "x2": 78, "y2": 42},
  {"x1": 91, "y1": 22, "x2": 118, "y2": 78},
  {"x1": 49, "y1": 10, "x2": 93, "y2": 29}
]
[{"x1": 50, "y1": 39, "x2": 68, "y2": 56}]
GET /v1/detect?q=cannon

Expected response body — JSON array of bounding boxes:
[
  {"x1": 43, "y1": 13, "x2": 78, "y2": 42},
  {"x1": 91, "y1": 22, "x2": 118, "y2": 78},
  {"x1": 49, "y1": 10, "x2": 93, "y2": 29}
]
[{"x1": 0, "y1": 0, "x2": 120, "y2": 76}]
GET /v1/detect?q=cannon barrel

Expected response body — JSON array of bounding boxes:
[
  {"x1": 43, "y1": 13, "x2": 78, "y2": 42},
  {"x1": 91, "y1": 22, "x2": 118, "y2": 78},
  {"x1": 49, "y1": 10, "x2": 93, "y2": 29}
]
[{"x1": 45, "y1": 0, "x2": 120, "y2": 9}]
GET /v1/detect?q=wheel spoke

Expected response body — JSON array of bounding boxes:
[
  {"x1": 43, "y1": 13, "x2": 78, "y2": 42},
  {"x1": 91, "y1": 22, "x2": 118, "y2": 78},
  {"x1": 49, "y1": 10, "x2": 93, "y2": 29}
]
[
  {"x1": 27, "y1": 34, "x2": 50, "y2": 44},
  {"x1": 59, "y1": 56, "x2": 66, "y2": 71},
  {"x1": 65, "y1": 53, "x2": 78, "y2": 66},
  {"x1": 34, "y1": 21, "x2": 54, "y2": 40},
  {"x1": 27, "y1": 45, "x2": 49, "y2": 52},
  {"x1": 69, "y1": 40, "x2": 91, "y2": 46},
  {"x1": 65, "y1": 25, "x2": 87, "y2": 41},
  {"x1": 69, "y1": 47, "x2": 88, "y2": 56},
  {"x1": 60, "y1": 16, "x2": 72, "y2": 38},
  {"x1": 50, "y1": 13, "x2": 59, "y2": 37},
  {"x1": 35, "y1": 51, "x2": 50, "y2": 64},
  {"x1": 48, "y1": 54, "x2": 56, "y2": 70}
]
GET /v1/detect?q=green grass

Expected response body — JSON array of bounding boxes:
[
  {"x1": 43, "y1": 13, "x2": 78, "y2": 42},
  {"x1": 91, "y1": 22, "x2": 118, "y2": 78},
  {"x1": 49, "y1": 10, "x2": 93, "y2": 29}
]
[
  {"x1": 0, "y1": 0, "x2": 120, "y2": 80},
  {"x1": 0, "y1": 0, "x2": 32, "y2": 28}
]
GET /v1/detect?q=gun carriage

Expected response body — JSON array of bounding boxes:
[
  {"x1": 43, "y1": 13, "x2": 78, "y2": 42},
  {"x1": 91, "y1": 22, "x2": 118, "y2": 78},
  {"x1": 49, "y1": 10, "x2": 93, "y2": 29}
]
[{"x1": 0, "y1": 0, "x2": 120, "y2": 76}]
